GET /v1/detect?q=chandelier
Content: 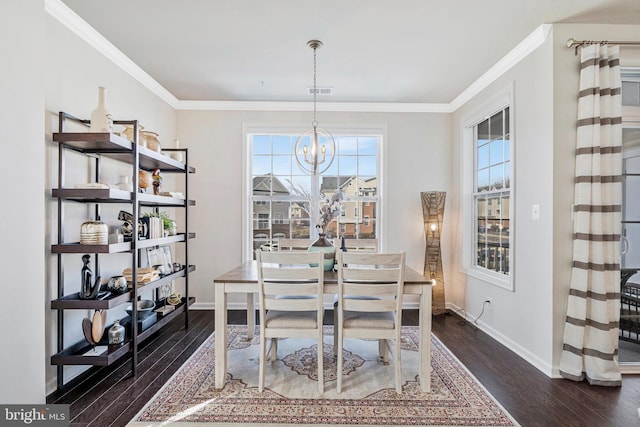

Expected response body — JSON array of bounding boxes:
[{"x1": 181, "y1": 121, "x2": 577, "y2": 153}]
[{"x1": 294, "y1": 40, "x2": 336, "y2": 175}]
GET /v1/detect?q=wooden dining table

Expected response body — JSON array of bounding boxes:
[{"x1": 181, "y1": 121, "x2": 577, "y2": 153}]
[{"x1": 213, "y1": 260, "x2": 433, "y2": 392}]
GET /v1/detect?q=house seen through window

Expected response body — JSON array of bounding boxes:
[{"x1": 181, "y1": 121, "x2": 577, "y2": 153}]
[
  {"x1": 250, "y1": 133, "x2": 380, "y2": 253},
  {"x1": 473, "y1": 107, "x2": 511, "y2": 275}
]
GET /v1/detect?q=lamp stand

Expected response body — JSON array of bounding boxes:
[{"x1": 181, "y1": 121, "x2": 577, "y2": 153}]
[{"x1": 421, "y1": 191, "x2": 446, "y2": 316}]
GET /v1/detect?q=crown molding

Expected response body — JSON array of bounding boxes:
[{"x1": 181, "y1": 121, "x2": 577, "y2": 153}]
[
  {"x1": 45, "y1": 0, "x2": 180, "y2": 109},
  {"x1": 449, "y1": 24, "x2": 552, "y2": 111},
  {"x1": 46, "y1": 0, "x2": 550, "y2": 114},
  {"x1": 177, "y1": 100, "x2": 452, "y2": 113}
]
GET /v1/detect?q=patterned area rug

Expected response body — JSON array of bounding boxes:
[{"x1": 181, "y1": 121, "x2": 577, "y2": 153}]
[{"x1": 128, "y1": 325, "x2": 519, "y2": 426}]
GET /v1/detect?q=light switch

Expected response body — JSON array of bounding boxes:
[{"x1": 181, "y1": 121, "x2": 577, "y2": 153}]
[{"x1": 532, "y1": 204, "x2": 540, "y2": 220}]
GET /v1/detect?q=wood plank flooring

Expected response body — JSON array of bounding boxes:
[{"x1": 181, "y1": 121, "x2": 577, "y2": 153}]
[{"x1": 47, "y1": 310, "x2": 640, "y2": 427}]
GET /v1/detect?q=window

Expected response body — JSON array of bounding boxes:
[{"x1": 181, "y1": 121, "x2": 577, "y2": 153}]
[
  {"x1": 247, "y1": 131, "x2": 381, "y2": 256},
  {"x1": 473, "y1": 107, "x2": 511, "y2": 276}
]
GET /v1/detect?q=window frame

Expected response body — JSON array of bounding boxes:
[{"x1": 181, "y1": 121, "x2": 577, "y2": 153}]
[
  {"x1": 461, "y1": 86, "x2": 515, "y2": 291},
  {"x1": 242, "y1": 124, "x2": 387, "y2": 262}
]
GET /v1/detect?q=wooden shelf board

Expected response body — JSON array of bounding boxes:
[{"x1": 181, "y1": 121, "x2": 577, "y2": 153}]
[
  {"x1": 51, "y1": 297, "x2": 194, "y2": 366},
  {"x1": 52, "y1": 242, "x2": 132, "y2": 254},
  {"x1": 137, "y1": 193, "x2": 193, "y2": 207},
  {"x1": 51, "y1": 266, "x2": 195, "y2": 310},
  {"x1": 52, "y1": 188, "x2": 132, "y2": 202},
  {"x1": 53, "y1": 132, "x2": 191, "y2": 173}
]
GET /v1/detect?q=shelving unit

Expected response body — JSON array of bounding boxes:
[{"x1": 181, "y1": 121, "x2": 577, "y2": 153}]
[{"x1": 50, "y1": 111, "x2": 196, "y2": 390}]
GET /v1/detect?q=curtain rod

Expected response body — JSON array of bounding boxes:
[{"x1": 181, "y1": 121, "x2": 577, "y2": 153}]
[{"x1": 566, "y1": 38, "x2": 640, "y2": 55}]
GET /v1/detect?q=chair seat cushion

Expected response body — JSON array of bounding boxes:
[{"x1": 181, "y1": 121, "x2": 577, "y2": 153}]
[
  {"x1": 265, "y1": 310, "x2": 319, "y2": 328},
  {"x1": 342, "y1": 310, "x2": 395, "y2": 329}
]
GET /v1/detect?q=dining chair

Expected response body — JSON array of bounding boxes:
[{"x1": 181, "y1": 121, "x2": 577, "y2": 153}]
[
  {"x1": 255, "y1": 249, "x2": 326, "y2": 393},
  {"x1": 331, "y1": 237, "x2": 379, "y2": 355},
  {"x1": 335, "y1": 251, "x2": 406, "y2": 393},
  {"x1": 277, "y1": 238, "x2": 313, "y2": 252},
  {"x1": 333, "y1": 238, "x2": 379, "y2": 252}
]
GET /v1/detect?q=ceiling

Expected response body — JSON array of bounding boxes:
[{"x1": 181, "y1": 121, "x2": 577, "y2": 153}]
[{"x1": 59, "y1": 0, "x2": 640, "y2": 105}]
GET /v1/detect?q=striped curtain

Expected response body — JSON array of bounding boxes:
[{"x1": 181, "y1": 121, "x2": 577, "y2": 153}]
[{"x1": 559, "y1": 44, "x2": 622, "y2": 386}]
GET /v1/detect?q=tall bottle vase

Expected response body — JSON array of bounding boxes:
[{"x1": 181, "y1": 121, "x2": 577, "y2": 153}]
[
  {"x1": 90, "y1": 86, "x2": 113, "y2": 133},
  {"x1": 308, "y1": 233, "x2": 336, "y2": 271}
]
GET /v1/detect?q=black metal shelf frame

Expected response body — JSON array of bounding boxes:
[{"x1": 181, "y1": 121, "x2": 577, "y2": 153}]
[{"x1": 51, "y1": 111, "x2": 194, "y2": 390}]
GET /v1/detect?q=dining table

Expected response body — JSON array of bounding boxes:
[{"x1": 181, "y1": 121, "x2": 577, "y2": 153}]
[{"x1": 213, "y1": 260, "x2": 433, "y2": 392}]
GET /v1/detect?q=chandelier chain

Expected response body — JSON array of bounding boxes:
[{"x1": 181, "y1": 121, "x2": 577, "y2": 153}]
[{"x1": 312, "y1": 44, "x2": 318, "y2": 127}]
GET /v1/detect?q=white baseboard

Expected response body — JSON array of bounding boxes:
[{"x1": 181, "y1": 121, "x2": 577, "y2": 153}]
[{"x1": 446, "y1": 302, "x2": 557, "y2": 378}]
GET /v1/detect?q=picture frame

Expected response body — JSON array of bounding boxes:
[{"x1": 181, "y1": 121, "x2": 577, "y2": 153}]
[{"x1": 145, "y1": 245, "x2": 174, "y2": 275}]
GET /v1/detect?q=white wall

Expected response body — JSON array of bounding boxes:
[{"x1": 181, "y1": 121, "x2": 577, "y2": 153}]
[
  {"x1": 43, "y1": 15, "x2": 176, "y2": 392},
  {"x1": 176, "y1": 110, "x2": 451, "y2": 308},
  {"x1": 0, "y1": 0, "x2": 46, "y2": 404},
  {"x1": 449, "y1": 30, "x2": 556, "y2": 373}
]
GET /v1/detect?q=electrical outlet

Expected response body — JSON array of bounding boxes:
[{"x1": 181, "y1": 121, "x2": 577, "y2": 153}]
[{"x1": 485, "y1": 297, "x2": 493, "y2": 305}]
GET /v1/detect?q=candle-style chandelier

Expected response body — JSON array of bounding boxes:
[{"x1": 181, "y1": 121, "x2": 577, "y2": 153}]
[{"x1": 294, "y1": 40, "x2": 336, "y2": 175}]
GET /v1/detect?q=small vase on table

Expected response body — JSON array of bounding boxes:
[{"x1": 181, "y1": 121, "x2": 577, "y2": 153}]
[{"x1": 308, "y1": 233, "x2": 336, "y2": 271}]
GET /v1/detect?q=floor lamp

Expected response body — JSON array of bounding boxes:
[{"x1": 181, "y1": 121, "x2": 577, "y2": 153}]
[{"x1": 421, "y1": 191, "x2": 446, "y2": 316}]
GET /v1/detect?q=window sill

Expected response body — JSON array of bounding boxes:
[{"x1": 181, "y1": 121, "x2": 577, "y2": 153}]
[{"x1": 463, "y1": 265, "x2": 513, "y2": 291}]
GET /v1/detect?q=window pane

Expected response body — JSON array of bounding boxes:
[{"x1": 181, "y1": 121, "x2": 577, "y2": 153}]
[
  {"x1": 339, "y1": 155, "x2": 357, "y2": 175},
  {"x1": 477, "y1": 119, "x2": 489, "y2": 142},
  {"x1": 253, "y1": 135, "x2": 271, "y2": 155},
  {"x1": 504, "y1": 161, "x2": 511, "y2": 189},
  {"x1": 272, "y1": 155, "x2": 291, "y2": 175},
  {"x1": 271, "y1": 176, "x2": 291, "y2": 195},
  {"x1": 291, "y1": 219, "x2": 310, "y2": 238},
  {"x1": 359, "y1": 156, "x2": 377, "y2": 176},
  {"x1": 253, "y1": 156, "x2": 271, "y2": 175},
  {"x1": 253, "y1": 175, "x2": 272, "y2": 195},
  {"x1": 272, "y1": 135, "x2": 291, "y2": 154},
  {"x1": 504, "y1": 137, "x2": 511, "y2": 161},
  {"x1": 339, "y1": 137, "x2": 358, "y2": 154},
  {"x1": 489, "y1": 164, "x2": 504, "y2": 189},
  {"x1": 290, "y1": 176, "x2": 311, "y2": 196},
  {"x1": 359, "y1": 176, "x2": 378, "y2": 196},
  {"x1": 489, "y1": 110, "x2": 504, "y2": 139},
  {"x1": 477, "y1": 144, "x2": 489, "y2": 170},
  {"x1": 359, "y1": 137, "x2": 378, "y2": 155},
  {"x1": 504, "y1": 107, "x2": 510, "y2": 134},
  {"x1": 489, "y1": 139, "x2": 503, "y2": 165},
  {"x1": 477, "y1": 168, "x2": 489, "y2": 192}
]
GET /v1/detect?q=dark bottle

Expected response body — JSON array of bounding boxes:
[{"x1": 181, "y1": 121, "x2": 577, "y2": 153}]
[{"x1": 340, "y1": 236, "x2": 347, "y2": 252}]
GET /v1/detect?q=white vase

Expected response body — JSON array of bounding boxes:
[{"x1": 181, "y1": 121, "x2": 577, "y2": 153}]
[{"x1": 90, "y1": 86, "x2": 113, "y2": 133}]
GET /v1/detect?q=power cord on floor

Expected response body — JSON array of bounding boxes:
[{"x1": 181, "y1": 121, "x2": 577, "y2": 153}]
[
  {"x1": 453, "y1": 300, "x2": 491, "y2": 327},
  {"x1": 472, "y1": 300, "x2": 491, "y2": 325}
]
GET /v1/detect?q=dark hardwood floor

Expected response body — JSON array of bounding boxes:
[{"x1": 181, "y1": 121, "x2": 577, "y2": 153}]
[{"x1": 47, "y1": 310, "x2": 640, "y2": 427}]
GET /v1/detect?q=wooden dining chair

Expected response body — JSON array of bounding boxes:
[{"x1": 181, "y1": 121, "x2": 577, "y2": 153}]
[
  {"x1": 255, "y1": 249, "x2": 326, "y2": 393},
  {"x1": 277, "y1": 238, "x2": 313, "y2": 252},
  {"x1": 335, "y1": 251, "x2": 406, "y2": 394},
  {"x1": 333, "y1": 238, "x2": 379, "y2": 252}
]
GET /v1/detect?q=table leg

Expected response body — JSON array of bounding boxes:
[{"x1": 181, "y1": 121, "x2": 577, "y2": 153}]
[
  {"x1": 246, "y1": 293, "x2": 255, "y2": 340},
  {"x1": 215, "y1": 283, "x2": 228, "y2": 389},
  {"x1": 419, "y1": 284, "x2": 432, "y2": 392}
]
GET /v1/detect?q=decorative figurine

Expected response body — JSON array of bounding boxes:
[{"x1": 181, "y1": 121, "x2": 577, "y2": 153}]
[
  {"x1": 152, "y1": 168, "x2": 163, "y2": 195},
  {"x1": 79, "y1": 254, "x2": 102, "y2": 300}
]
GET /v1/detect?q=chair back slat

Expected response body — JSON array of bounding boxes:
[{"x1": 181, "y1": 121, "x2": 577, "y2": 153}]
[
  {"x1": 261, "y1": 267, "x2": 320, "y2": 281},
  {"x1": 334, "y1": 238, "x2": 379, "y2": 252},
  {"x1": 343, "y1": 298, "x2": 397, "y2": 312},
  {"x1": 277, "y1": 238, "x2": 313, "y2": 252},
  {"x1": 266, "y1": 297, "x2": 318, "y2": 311},
  {"x1": 341, "y1": 268, "x2": 401, "y2": 282}
]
